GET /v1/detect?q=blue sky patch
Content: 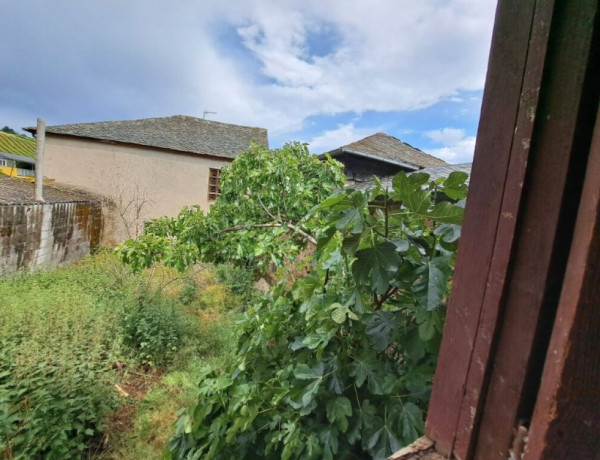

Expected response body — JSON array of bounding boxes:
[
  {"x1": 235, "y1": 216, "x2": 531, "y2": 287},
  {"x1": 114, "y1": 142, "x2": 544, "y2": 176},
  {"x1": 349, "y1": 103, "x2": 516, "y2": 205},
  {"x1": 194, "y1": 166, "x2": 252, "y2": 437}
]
[{"x1": 304, "y1": 22, "x2": 343, "y2": 60}]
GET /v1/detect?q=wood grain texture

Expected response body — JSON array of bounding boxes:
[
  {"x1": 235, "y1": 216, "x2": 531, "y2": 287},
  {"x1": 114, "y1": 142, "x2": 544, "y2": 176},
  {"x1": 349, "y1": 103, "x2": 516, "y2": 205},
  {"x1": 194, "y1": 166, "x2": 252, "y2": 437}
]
[
  {"x1": 426, "y1": 1, "x2": 600, "y2": 458},
  {"x1": 473, "y1": 1, "x2": 600, "y2": 457},
  {"x1": 452, "y1": 2, "x2": 554, "y2": 457},
  {"x1": 425, "y1": 0, "x2": 537, "y2": 456},
  {"x1": 524, "y1": 103, "x2": 600, "y2": 460}
]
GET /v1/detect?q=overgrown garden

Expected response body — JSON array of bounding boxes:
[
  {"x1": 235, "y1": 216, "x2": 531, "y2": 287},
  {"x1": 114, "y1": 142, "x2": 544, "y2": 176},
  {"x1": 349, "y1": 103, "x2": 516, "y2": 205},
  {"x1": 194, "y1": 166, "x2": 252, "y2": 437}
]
[
  {"x1": 0, "y1": 142, "x2": 466, "y2": 459},
  {"x1": 118, "y1": 142, "x2": 468, "y2": 459},
  {"x1": 0, "y1": 253, "x2": 253, "y2": 459}
]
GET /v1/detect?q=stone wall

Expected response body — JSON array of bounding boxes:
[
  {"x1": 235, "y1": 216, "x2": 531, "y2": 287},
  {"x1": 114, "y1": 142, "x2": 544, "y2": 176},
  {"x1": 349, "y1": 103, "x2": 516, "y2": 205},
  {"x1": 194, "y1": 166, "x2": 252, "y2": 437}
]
[{"x1": 0, "y1": 200, "x2": 102, "y2": 275}]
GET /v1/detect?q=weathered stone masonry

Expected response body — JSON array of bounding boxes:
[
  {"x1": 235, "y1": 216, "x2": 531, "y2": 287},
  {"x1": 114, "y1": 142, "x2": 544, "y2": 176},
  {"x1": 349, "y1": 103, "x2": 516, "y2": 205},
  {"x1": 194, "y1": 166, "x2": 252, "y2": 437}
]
[
  {"x1": 0, "y1": 175, "x2": 102, "y2": 275},
  {"x1": 0, "y1": 201, "x2": 102, "y2": 275}
]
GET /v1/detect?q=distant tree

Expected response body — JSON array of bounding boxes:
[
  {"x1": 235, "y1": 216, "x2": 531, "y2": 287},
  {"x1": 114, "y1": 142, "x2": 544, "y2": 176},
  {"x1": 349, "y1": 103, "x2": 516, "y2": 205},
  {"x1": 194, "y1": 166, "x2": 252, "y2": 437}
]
[
  {"x1": 1, "y1": 126, "x2": 18, "y2": 135},
  {"x1": 1, "y1": 126, "x2": 31, "y2": 138}
]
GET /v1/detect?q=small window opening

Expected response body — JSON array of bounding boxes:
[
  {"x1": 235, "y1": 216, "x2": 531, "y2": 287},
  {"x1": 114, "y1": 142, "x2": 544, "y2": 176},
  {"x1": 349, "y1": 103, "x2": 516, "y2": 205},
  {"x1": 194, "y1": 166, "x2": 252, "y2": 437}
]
[{"x1": 208, "y1": 168, "x2": 221, "y2": 201}]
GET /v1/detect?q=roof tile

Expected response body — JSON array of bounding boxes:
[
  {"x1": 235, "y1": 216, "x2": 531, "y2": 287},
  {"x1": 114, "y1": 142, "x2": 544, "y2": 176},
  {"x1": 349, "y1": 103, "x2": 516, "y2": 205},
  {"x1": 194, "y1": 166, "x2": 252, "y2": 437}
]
[
  {"x1": 329, "y1": 133, "x2": 447, "y2": 168},
  {"x1": 0, "y1": 175, "x2": 98, "y2": 205},
  {"x1": 26, "y1": 115, "x2": 268, "y2": 160}
]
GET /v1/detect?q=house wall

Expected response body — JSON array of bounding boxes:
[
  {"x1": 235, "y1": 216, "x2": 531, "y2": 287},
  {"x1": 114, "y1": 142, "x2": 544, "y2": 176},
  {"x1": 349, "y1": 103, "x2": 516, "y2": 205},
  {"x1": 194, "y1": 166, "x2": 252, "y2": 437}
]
[
  {"x1": 43, "y1": 135, "x2": 233, "y2": 242},
  {"x1": 0, "y1": 200, "x2": 102, "y2": 275}
]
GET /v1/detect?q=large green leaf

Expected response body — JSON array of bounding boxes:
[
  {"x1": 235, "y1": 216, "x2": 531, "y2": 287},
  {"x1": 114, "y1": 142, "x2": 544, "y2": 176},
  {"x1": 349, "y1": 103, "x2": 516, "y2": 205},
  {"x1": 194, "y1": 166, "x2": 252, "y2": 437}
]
[
  {"x1": 352, "y1": 242, "x2": 401, "y2": 294},
  {"x1": 413, "y1": 256, "x2": 452, "y2": 311},
  {"x1": 400, "y1": 402, "x2": 423, "y2": 445},
  {"x1": 294, "y1": 363, "x2": 323, "y2": 380},
  {"x1": 391, "y1": 172, "x2": 430, "y2": 202},
  {"x1": 326, "y1": 396, "x2": 353, "y2": 432},
  {"x1": 319, "y1": 426, "x2": 340, "y2": 460},
  {"x1": 433, "y1": 224, "x2": 461, "y2": 243},
  {"x1": 365, "y1": 311, "x2": 398, "y2": 351},
  {"x1": 427, "y1": 202, "x2": 464, "y2": 225},
  {"x1": 443, "y1": 171, "x2": 469, "y2": 200},
  {"x1": 350, "y1": 354, "x2": 386, "y2": 395},
  {"x1": 404, "y1": 189, "x2": 431, "y2": 214},
  {"x1": 336, "y1": 207, "x2": 364, "y2": 234}
]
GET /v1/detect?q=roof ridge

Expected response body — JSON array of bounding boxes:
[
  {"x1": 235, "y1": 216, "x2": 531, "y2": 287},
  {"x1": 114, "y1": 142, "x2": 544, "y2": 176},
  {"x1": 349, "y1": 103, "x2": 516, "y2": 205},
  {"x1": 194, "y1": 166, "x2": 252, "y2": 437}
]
[
  {"x1": 23, "y1": 115, "x2": 269, "y2": 160},
  {"x1": 330, "y1": 132, "x2": 446, "y2": 168},
  {"x1": 34, "y1": 115, "x2": 267, "y2": 132}
]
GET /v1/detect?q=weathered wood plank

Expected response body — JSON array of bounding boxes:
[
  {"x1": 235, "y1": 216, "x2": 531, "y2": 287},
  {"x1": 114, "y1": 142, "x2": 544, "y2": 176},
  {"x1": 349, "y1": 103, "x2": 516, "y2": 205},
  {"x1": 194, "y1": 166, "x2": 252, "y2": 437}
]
[
  {"x1": 523, "y1": 103, "x2": 600, "y2": 459},
  {"x1": 425, "y1": 0, "x2": 537, "y2": 455},
  {"x1": 473, "y1": 1, "x2": 600, "y2": 457},
  {"x1": 451, "y1": 2, "x2": 555, "y2": 458}
]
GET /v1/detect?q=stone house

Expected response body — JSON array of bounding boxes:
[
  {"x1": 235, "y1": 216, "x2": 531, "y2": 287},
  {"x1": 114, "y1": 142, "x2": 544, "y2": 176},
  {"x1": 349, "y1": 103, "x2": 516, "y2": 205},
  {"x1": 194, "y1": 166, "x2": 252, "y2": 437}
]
[{"x1": 26, "y1": 115, "x2": 268, "y2": 242}]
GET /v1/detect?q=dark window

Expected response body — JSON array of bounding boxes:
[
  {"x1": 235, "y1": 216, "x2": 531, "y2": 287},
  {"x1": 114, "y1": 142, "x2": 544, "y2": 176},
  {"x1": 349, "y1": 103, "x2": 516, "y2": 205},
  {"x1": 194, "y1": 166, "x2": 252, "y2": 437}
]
[{"x1": 208, "y1": 168, "x2": 221, "y2": 201}]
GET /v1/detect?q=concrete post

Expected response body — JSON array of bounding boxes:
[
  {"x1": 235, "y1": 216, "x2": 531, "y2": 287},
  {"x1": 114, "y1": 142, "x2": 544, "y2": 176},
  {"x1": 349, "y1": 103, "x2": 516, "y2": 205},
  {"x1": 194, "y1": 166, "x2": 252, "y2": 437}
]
[{"x1": 35, "y1": 118, "x2": 45, "y2": 202}]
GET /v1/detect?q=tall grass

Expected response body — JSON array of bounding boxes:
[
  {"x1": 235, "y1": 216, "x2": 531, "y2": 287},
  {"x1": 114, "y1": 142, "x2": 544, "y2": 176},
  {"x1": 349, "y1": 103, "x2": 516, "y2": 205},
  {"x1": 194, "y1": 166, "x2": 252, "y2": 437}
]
[{"x1": 0, "y1": 252, "x2": 255, "y2": 459}]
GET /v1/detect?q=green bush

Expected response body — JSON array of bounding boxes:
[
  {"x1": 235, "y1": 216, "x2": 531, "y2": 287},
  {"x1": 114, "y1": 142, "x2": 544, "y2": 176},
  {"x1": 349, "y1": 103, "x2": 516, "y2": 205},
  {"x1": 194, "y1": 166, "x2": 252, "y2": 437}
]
[
  {"x1": 120, "y1": 290, "x2": 194, "y2": 366},
  {"x1": 165, "y1": 172, "x2": 468, "y2": 459},
  {"x1": 0, "y1": 343, "x2": 116, "y2": 459},
  {"x1": 178, "y1": 280, "x2": 199, "y2": 305},
  {"x1": 0, "y1": 253, "x2": 241, "y2": 458},
  {"x1": 0, "y1": 254, "x2": 133, "y2": 458},
  {"x1": 0, "y1": 284, "x2": 122, "y2": 459}
]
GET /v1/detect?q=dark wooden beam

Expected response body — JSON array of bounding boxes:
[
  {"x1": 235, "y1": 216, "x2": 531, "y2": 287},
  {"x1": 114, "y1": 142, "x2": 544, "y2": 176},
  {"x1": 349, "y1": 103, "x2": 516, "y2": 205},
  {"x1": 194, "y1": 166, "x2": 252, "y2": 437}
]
[
  {"x1": 425, "y1": 0, "x2": 600, "y2": 458},
  {"x1": 453, "y1": 2, "x2": 555, "y2": 456},
  {"x1": 473, "y1": 1, "x2": 600, "y2": 456},
  {"x1": 524, "y1": 101, "x2": 600, "y2": 460},
  {"x1": 425, "y1": 0, "x2": 539, "y2": 455}
]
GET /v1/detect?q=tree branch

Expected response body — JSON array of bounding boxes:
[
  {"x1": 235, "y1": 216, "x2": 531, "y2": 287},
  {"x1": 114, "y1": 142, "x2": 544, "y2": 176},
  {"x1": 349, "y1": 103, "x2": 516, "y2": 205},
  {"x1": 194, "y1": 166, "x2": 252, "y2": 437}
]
[{"x1": 215, "y1": 221, "x2": 317, "y2": 245}]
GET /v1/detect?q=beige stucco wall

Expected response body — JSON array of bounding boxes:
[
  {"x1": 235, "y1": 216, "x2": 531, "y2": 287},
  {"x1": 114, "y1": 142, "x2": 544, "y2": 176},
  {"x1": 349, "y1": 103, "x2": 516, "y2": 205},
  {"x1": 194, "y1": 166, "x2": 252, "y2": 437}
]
[{"x1": 43, "y1": 135, "x2": 232, "y2": 243}]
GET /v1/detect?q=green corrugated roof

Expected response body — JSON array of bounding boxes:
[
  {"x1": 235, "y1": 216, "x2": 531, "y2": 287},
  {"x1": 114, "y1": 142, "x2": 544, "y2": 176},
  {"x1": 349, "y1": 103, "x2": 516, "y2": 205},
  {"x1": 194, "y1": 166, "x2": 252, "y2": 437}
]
[{"x1": 0, "y1": 132, "x2": 36, "y2": 158}]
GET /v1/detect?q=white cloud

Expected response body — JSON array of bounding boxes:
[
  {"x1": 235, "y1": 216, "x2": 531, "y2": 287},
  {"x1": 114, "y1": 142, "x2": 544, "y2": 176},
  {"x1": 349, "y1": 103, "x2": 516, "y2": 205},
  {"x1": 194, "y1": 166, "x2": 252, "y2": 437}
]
[
  {"x1": 426, "y1": 128, "x2": 476, "y2": 164},
  {"x1": 0, "y1": 0, "x2": 496, "y2": 142},
  {"x1": 426, "y1": 128, "x2": 467, "y2": 146}
]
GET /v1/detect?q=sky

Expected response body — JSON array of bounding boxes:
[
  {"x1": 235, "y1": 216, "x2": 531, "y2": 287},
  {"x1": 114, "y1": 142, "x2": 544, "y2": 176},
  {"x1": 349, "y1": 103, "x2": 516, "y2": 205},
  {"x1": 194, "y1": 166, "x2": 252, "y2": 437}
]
[{"x1": 1, "y1": 1, "x2": 497, "y2": 164}]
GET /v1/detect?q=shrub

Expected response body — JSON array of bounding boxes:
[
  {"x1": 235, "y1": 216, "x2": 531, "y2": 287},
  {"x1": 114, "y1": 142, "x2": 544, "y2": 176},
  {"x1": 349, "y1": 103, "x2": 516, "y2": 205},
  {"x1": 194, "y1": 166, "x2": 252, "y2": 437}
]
[
  {"x1": 0, "y1": 298, "x2": 121, "y2": 459},
  {"x1": 120, "y1": 289, "x2": 194, "y2": 366},
  {"x1": 0, "y1": 343, "x2": 116, "y2": 459},
  {"x1": 165, "y1": 171, "x2": 468, "y2": 459}
]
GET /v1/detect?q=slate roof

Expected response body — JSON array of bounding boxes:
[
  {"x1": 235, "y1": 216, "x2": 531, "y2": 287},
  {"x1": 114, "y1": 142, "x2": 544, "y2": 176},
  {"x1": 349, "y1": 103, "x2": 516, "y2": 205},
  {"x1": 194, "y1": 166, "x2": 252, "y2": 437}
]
[
  {"x1": 0, "y1": 132, "x2": 36, "y2": 159},
  {"x1": 323, "y1": 133, "x2": 447, "y2": 169},
  {"x1": 0, "y1": 174, "x2": 98, "y2": 205},
  {"x1": 349, "y1": 163, "x2": 472, "y2": 191},
  {"x1": 25, "y1": 115, "x2": 268, "y2": 160},
  {"x1": 418, "y1": 163, "x2": 472, "y2": 183}
]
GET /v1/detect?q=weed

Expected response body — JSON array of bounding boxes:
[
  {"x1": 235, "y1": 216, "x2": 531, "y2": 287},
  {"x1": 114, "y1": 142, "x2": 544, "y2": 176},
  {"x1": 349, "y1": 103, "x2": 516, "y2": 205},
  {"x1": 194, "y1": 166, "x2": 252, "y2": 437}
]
[
  {"x1": 0, "y1": 253, "x2": 241, "y2": 459},
  {"x1": 120, "y1": 289, "x2": 194, "y2": 367}
]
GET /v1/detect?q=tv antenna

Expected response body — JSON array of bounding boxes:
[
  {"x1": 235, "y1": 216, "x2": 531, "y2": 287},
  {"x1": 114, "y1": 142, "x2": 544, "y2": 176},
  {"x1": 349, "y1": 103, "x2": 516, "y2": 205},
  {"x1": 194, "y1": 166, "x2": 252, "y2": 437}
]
[{"x1": 203, "y1": 110, "x2": 217, "y2": 119}]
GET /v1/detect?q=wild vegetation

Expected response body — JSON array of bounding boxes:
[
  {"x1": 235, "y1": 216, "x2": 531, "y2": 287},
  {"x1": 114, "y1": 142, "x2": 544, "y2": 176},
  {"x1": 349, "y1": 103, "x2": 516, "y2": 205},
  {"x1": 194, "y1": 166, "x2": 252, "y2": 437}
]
[
  {"x1": 0, "y1": 253, "x2": 253, "y2": 459},
  {"x1": 1, "y1": 142, "x2": 466, "y2": 459},
  {"x1": 118, "y1": 142, "x2": 346, "y2": 273},
  {"x1": 118, "y1": 143, "x2": 467, "y2": 459}
]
